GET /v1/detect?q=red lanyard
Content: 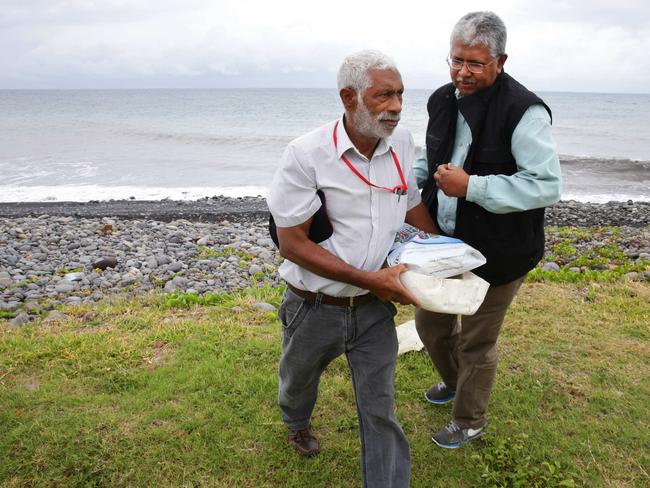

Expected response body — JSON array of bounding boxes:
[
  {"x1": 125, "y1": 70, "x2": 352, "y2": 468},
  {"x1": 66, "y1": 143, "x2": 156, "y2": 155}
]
[{"x1": 333, "y1": 120, "x2": 408, "y2": 196}]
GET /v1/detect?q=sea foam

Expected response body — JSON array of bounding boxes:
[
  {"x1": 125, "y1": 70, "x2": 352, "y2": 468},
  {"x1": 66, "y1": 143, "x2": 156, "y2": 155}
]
[{"x1": 0, "y1": 185, "x2": 269, "y2": 203}]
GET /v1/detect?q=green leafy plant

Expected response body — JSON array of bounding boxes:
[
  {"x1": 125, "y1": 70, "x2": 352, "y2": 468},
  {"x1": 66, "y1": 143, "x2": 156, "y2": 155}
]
[
  {"x1": 473, "y1": 434, "x2": 578, "y2": 487},
  {"x1": 196, "y1": 245, "x2": 253, "y2": 262},
  {"x1": 528, "y1": 264, "x2": 647, "y2": 284},
  {"x1": 163, "y1": 291, "x2": 228, "y2": 308},
  {"x1": 56, "y1": 266, "x2": 84, "y2": 275},
  {"x1": 0, "y1": 310, "x2": 18, "y2": 319},
  {"x1": 536, "y1": 226, "x2": 649, "y2": 283},
  {"x1": 196, "y1": 245, "x2": 220, "y2": 259}
]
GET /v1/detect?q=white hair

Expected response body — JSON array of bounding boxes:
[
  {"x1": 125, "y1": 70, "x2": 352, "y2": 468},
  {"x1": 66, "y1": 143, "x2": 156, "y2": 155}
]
[
  {"x1": 451, "y1": 11, "x2": 507, "y2": 58},
  {"x1": 337, "y1": 50, "x2": 399, "y2": 96}
]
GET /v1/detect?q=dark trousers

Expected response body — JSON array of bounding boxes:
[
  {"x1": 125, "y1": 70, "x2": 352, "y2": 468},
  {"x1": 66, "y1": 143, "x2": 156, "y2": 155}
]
[
  {"x1": 415, "y1": 276, "x2": 526, "y2": 429},
  {"x1": 278, "y1": 288, "x2": 410, "y2": 488}
]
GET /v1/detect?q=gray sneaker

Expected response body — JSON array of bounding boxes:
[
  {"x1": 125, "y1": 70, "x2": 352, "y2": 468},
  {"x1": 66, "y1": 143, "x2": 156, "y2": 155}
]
[
  {"x1": 431, "y1": 420, "x2": 485, "y2": 449},
  {"x1": 424, "y1": 382, "x2": 455, "y2": 404}
]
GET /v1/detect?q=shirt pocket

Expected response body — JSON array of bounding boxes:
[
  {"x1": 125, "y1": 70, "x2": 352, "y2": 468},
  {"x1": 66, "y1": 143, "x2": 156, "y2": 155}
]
[{"x1": 391, "y1": 190, "x2": 410, "y2": 232}]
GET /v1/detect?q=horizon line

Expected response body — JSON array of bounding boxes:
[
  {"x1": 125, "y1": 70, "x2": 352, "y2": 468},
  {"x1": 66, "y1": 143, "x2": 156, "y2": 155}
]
[{"x1": 1, "y1": 87, "x2": 649, "y2": 96}]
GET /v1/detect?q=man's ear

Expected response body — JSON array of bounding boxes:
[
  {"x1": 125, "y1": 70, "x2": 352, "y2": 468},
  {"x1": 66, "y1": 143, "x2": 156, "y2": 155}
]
[
  {"x1": 340, "y1": 88, "x2": 358, "y2": 112},
  {"x1": 496, "y1": 53, "x2": 508, "y2": 73}
]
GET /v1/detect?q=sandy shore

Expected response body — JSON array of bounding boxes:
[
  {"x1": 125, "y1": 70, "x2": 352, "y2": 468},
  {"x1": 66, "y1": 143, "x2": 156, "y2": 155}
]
[{"x1": 0, "y1": 197, "x2": 648, "y2": 227}]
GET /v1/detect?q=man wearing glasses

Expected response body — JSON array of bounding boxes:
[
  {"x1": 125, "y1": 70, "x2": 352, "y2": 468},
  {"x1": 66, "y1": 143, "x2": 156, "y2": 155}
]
[{"x1": 413, "y1": 11, "x2": 561, "y2": 449}]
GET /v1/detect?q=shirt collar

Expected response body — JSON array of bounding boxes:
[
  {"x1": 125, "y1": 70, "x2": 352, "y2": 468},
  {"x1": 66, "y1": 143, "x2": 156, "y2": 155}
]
[{"x1": 335, "y1": 115, "x2": 391, "y2": 161}]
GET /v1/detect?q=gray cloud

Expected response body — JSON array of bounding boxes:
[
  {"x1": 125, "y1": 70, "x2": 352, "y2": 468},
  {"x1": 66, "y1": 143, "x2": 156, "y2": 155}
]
[
  {"x1": 0, "y1": 0, "x2": 648, "y2": 93},
  {"x1": 510, "y1": 0, "x2": 650, "y2": 30}
]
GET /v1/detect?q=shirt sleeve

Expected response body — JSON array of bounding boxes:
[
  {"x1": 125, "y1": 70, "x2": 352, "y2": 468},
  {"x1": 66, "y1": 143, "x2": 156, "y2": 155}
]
[
  {"x1": 267, "y1": 143, "x2": 323, "y2": 227},
  {"x1": 466, "y1": 104, "x2": 562, "y2": 214},
  {"x1": 413, "y1": 145, "x2": 429, "y2": 189},
  {"x1": 404, "y1": 132, "x2": 422, "y2": 211}
]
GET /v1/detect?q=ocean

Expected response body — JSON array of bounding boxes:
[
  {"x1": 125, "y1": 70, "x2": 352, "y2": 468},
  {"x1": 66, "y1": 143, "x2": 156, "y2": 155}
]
[{"x1": 0, "y1": 89, "x2": 648, "y2": 203}]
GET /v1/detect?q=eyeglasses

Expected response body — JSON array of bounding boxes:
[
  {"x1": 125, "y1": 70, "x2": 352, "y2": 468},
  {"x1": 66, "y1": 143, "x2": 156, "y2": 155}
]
[{"x1": 446, "y1": 56, "x2": 496, "y2": 74}]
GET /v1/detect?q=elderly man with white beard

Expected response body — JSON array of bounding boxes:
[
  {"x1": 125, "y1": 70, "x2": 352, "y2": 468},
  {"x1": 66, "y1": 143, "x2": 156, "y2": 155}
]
[{"x1": 267, "y1": 50, "x2": 436, "y2": 488}]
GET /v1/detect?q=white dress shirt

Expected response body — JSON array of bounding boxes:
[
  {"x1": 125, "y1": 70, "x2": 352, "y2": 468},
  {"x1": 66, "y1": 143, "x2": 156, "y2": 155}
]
[{"x1": 267, "y1": 116, "x2": 421, "y2": 297}]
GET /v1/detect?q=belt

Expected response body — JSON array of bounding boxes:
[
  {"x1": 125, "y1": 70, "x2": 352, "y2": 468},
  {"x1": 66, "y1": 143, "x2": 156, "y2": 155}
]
[{"x1": 287, "y1": 283, "x2": 375, "y2": 307}]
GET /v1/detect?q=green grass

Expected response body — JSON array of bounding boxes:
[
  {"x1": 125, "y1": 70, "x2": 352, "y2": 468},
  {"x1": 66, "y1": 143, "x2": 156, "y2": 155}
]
[{"x1": 1, "y1": 281, "x2": 649, "y2": 487}]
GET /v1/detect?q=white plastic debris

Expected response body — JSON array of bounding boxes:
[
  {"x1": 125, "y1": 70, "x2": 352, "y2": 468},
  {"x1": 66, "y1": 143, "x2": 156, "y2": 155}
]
[
  {"x1": 396, "y1": 320, "x2": 424, "y2": 356},
  {"x1": 400, "y1": 270, "x2": 489, "y2": 315}
]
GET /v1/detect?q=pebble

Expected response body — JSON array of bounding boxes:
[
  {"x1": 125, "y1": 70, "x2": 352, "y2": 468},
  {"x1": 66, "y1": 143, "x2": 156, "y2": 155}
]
[
  {"x1": 249, "y1": 264, "x2": 263, "y2": 275},
  {"x1": 542, "y1": 262, "x2": 561, "y2": 272},
  {"x1": 253, "y1": 302, "x2": 276, "y2": 312},
  {"x1": 164, "y1": 276, "x2": 190, "y2": 293},
  {"x1": 119, "y1": 275, "x2": 136, "y2": 287},
  {"x1": 44, "y1": 311, "x2": 69, "y2": 322},
  {"x1": 0, "y1": 199, "x2": 648, "y2": 319},
  {"x1": 63, "y1": 272, "x2": 84, "y2": 282},
  {"x1": 196, "y1": 236, "x2": 211, "y2": 246},
  {"x1": 167, "y1": 262, "x2": 183, "y2": 273},
  {"x1": 156, "y1": 255, "x2": 172, "y2": 265},
  {"x1": 9, "y1": 313, "x2": 31, "y2": 327},
  {"x1": 23, "y1": 302, "x2": 40, "y2": 313},
  {"x1": 55, "y1": 283, "x2": 75, "y2": 293}
]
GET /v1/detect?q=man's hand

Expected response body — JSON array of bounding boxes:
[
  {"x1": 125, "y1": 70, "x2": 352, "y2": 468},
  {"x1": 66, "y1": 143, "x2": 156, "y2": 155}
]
[
  {"x1": 434, "y1": 163, "x2": 469, "y2": 197},
  {"x1": 364, "y1": 264, "x2": 419, "y2": 306},
  {"x1": 278, "y1": 222, "x2": 418, "y2": 306}
]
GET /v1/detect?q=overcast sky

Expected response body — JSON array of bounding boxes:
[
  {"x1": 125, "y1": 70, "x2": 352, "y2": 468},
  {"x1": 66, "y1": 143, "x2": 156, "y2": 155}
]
[{"x1": 1, "y1": 0, "x2": 649, "y2": 93}]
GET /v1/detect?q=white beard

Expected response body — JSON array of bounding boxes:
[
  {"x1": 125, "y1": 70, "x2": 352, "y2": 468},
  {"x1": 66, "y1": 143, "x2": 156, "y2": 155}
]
[{"x1": 354, "y1": 101, "x2": 400, "y2": 139}]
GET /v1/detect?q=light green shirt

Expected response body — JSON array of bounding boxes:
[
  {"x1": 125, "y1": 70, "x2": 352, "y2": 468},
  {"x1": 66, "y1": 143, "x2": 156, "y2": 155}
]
[{"x1": 414, "y1": 104, "x2": 562, "y2": 235}]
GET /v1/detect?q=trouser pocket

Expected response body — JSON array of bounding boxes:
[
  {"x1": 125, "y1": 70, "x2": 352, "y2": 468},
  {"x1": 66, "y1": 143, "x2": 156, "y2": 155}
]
[
  {"x1": 380, "y1": 300, "x2": 398, "y2": 319},
  {"x1": 279, "y1": 289, "x2": 311, "y2": 338}
]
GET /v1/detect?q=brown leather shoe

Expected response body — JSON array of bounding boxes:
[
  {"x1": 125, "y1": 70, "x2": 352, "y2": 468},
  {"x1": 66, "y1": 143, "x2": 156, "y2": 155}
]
[{"x1": 288, "y1": 425, "x2": 320, "y2": 457}]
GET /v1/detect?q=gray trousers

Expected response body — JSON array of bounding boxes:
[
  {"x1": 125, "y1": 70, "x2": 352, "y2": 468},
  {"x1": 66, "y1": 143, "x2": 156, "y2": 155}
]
[
  {"x1": 278, "y1": 287, "x2": 410, "y2": 488},
  {"x1": 415, "y1": 276, "x2": 526, "y2": 429}
]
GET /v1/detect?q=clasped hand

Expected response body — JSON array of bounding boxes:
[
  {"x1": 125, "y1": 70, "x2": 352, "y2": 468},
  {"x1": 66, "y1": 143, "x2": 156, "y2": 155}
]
[{"x1": 434, "y1": 163, "x2": 469, "y2": 197}]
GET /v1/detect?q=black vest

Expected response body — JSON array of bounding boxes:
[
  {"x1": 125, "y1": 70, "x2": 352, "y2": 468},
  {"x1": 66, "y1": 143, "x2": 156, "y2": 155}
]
[{"x1": 421, "y1": 72, "x2": 552, "y2": 285}]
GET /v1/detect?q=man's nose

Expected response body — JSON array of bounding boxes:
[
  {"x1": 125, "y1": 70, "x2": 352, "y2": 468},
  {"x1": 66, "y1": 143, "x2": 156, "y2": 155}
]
[
  {"x1": 458, "y1": 62, "x2": 472, "y2": 76},
  {"x1": 388, "y1": 94, "x2": 402, "y2": 113}
]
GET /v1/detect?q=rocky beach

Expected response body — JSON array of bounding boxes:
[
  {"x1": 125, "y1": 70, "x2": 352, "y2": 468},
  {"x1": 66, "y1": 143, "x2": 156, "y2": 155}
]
[{"x1": 1, "y1": 197, "x2": 648, "y2": 326}]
